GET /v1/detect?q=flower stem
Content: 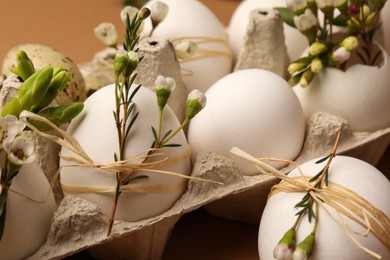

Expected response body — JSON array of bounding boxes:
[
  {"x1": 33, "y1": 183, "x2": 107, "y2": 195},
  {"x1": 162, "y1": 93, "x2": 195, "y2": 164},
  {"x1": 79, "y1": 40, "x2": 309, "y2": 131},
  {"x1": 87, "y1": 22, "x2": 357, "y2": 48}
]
[
  {"x1": 157, "y1": 107, "x2": 163, "y2": 143},
  {"x1": 312, "y1": 201, "x2": 319, "y2": 235},
  {"x1": 160, "y1": 117, "x2": 189, "y2": 146}
]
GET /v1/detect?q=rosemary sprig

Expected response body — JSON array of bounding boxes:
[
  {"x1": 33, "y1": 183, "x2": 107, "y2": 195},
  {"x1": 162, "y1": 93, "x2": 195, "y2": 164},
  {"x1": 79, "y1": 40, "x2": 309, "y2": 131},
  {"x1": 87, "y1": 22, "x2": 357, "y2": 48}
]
[
  {"x1": 294, "y1": 131, "x2": 341, "y2": 223},
  {"x1": 107, "y1": 8, "x2": 150, "y2": 236}
]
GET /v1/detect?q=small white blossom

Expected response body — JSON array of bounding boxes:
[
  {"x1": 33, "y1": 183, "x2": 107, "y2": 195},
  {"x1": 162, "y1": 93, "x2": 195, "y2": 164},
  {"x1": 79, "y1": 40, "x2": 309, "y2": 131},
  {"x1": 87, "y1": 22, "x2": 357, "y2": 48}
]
[
  {"x1": 332, "y1": 47, "x2": 350, "y2": 63},
  {"x1": 154, "y1": 75, "x2": 176, "y2": 109},
  {"x1": 274, "y1": 244, "x2": 294, "y2": 260},
  {"x1": 120, "y1": 6, "x2": 144, "y2": 32},
  {"x1": 128, "y1": 51, "x2": 140, "y2": 63},
  {"x1": 294, "y1": 9, "x2": 318, "y2": 32},
  {"x1": 4, "y1": 136, "x2": 35, "y2": 165},
  {"x1": 155, "y1": 75, "x2": 176, "y2": 92},
  {"x1": 174, "y1": 41, "x2": 198, "y2": 59},
  {"x1": 286, "y1": 0, "x2": 307, "y2": 12},
  {"x1": 94, "y1": 23, "x2": 118, "y2": 47},
  {"x1": 151, "y1": 1, "x2": 169, "y2": 23},
  {"x1": 292, "y1": 249, "x2": 307, "y2": 260},
  {"x1": 0, "y1": 115, "x2": 25, "y2": 149},
  {"x1": 188, "y1": 89, "x2": 206, "y2": 108},
  {"x1": 186, "y1": 89, "x2": 207, "y2": 119}
]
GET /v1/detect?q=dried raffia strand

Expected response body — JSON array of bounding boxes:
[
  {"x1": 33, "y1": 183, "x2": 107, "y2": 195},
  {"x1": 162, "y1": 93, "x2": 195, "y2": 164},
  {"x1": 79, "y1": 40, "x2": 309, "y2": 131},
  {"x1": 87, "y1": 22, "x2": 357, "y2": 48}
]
[{"x1": 230, "y1": 146, "x2": 390, "y2": 259}]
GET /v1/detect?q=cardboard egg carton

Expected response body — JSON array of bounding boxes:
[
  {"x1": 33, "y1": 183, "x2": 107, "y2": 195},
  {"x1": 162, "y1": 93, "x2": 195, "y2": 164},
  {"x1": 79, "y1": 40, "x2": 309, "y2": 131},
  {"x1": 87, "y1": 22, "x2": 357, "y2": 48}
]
[{"x1": 28, "y1": 8, "x2": 389, "y2": 259}]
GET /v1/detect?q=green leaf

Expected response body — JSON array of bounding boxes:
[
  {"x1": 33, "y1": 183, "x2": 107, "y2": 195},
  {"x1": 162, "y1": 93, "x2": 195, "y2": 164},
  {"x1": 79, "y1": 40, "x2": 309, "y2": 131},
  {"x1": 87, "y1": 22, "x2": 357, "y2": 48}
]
[
  {"x1": 356, "y1": 51, "x2": 367, "y2": 64},
  {"x1": 315, "y1": 155, "x2": 330, "y2": 164},
  {"x1": 162, "y1": 143, "x2": 182, "y2": 148},
  {"x1": 123, "y1": 174, "x2": 149, "y2": 186},
  {"x1": 332, "y1": 14, "x2": 349, "y2": 27},
  {"x1": 126, "y1": 111, "x2": 138, "y2": 135},
  {"x1": 129, "y1": 83, "x2": 141, "y2": 101},
  {"x1": 324, "y1": 168, "x2": 329, "y2": 186},
  {"x1": 371, "y1": 50, "x2": 382, "y2": 65},
  {"x1": 0, "y1": 204, "x2": 6, "y2": 241},
  {"x1": 295, "y1": 198, "x2": 309, "y2": 208},
  {"x1": 309, "y1": 170, "x2": 323, "y2": 182},
  {"x1": 295, "y1": 207, "x2": 307, "y2": 216},
  {"x1": 274, "y1": 7, "x2": 296, "y2": 28},
  {"x1": 151, "y1": 126, "x2": 158, "y2": 141},
  {"x1": 162, "y1": 129, "x2": 172, "y2": 140},
  {"x1": 308, "y1": 204, "x2": 315, "y2": 223},
  {"x1": 0, "y1": 189, "x2": 8, "y2": 240}
]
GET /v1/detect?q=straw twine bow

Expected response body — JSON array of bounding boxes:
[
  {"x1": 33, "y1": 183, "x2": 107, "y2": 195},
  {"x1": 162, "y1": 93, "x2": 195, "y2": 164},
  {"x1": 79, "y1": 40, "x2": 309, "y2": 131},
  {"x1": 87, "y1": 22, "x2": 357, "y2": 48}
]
[
  {"x1": 19, "y1": 111, "x2": 223, "y2": 196},
  {"x1": 230, "y1": 147, "x2": 390, "y2": 259}
]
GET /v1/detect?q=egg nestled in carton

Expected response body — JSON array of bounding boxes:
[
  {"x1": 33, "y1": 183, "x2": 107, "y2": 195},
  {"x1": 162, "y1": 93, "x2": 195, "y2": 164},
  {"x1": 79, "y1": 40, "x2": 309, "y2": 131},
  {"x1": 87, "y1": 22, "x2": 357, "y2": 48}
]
[
  {"x1": 2, "y1": 43, "x2": 87, "y2": 104},
  {"x1": 143, "y1": 0, "x2": 233, "y2": 92},
  {"x1": 0, "y1": 45, "x2": 86, "y2": 259}
]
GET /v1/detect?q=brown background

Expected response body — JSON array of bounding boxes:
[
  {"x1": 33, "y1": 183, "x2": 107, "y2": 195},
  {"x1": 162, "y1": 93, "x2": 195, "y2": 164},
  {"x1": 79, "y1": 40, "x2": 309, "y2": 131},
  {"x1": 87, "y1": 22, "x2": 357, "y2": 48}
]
[{"x1": 0, "y1": 1, "x2": 388, "y2": 259}]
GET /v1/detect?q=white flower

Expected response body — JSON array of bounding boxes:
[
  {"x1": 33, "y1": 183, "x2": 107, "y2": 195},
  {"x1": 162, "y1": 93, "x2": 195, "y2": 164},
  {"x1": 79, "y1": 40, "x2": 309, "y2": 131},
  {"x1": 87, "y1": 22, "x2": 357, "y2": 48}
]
[
  {"x1": 274, "y1": 244, "x2": 294, "y2": 260},
  {"x1": 4, "y1": 136, "x2": 35, "y2": 165},
  {"x1": 155, "y1": 75, "x2": 176, "y2": 92},
  {"x1": 151, "y1": 1, "x2": 169, "y2": 23},
  {"x1": 128, "y1": 51, "x2": 140, "y2": 63},
  {"x1": 94, "y1": 23, "x2": 118, "y2": 47},
  {"x1": 120, "y1": 6, "x2": 144, "y2": 32},
  {"x1": 332, "y1": 47, "x2": 350, "y2": 63},
  {"x1": 174, "y1": 40, "x2": 198, "y2": 59},
  {"x1": 286, "y1": 0, "x2": 307, "y2": 12},
  {"x1": 0, "y1": 115, "x2": 25, "y2": 149},
  {"x1": 294, "y1": 9, "x2": 318, "y2": 32},
  {"x1": 186, "y1": 89, "x2": 207, "y2": 119},
  {"x1": 154, "y1": 75, "x2": 176, "y2": 109},
  {"x1": 292, "y1": 248, "x2": 307, "y2": 260},
  {"x1": 188, "y1": 89, "x2": 207, "y2": 108}
]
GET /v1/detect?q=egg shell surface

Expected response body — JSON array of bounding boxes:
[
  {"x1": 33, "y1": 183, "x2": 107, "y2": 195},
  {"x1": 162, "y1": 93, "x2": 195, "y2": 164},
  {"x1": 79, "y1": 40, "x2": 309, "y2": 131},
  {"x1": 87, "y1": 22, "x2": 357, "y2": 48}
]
[
  {"x1": 143, "y1": 0, "x2": 232, "y2": 92},
  {"x1": 0, "y1": 162, "x2": 56, "y2": 260},
  {"x1": 187, "y1": 69, "x2": 305, "y2": 175},
  {"x1": 293, "y1": 45, "x2": 390, "y2": 132},
  {"x1": 258, "y1": 156, "x2": 390, "y2": 260},
  {"x1": 2, "y1": 43, "x2": 87, "y2": 104},
  {"x1": 228, "y1": 0, "x2": 308, "y2": 61},
  {"x1": 60, "y1": 84, "x2": 191, "y2": 222}
]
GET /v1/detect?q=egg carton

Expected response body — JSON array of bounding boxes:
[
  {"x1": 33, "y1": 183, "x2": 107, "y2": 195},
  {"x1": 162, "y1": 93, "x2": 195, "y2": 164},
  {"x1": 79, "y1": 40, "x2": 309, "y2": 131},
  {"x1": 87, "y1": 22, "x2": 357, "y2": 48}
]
[
  {"x1": 28, "y1": 110, "x2": 390, "y2": 259},
  {"x1": 27, "y1": 8, "x2": 390, "y2": 259}
]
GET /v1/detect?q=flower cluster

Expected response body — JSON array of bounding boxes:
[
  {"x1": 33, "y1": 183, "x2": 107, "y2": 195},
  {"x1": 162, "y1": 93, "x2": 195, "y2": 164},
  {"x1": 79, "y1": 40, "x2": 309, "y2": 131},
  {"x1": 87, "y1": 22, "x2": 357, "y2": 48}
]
[
  {"x1": 94, "y1": 1, "x2": 169, "y2": 48},
  {"x1": 272, "y1": 133, "x2": 341, "y2": 259},
  {"x1": 0, "y1": 50, "x2": 83, "y2": 240},
  {"x1": 153, "y1": 75, "x2": 206, "y2": 147},
  {"x1": 281, "y1": 0, "x2": 388, "y2": 87}
]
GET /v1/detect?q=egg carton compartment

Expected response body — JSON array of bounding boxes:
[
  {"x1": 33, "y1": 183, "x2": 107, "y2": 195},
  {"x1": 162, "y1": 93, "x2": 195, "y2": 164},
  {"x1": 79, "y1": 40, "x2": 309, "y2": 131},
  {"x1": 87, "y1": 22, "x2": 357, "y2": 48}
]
[{"x1": 28, "y1": 110, "x2": 390, "y2": 259}]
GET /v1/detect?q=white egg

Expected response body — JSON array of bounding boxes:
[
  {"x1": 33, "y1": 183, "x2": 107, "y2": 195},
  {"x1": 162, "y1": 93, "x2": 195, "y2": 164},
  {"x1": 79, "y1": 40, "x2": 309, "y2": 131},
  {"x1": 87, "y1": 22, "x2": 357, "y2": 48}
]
[
  {"x1": 143, "y1": 0, "x2": 232, "y2": 92},
  {"x1": 0, "y1": 162, "x2": 56, "y2": 260},
  {"x1": 228, "y1": 0, "x2": 308, "y2": 61},
  {"x1": 187, "y1": 69, "x2": 305, "y2": 175},
  {"x1": 60, "y1": 84, "x2": 191, "y2": 222},
  {"x1": 259, "y1": 156, "x2": 390, "y2": 260},
  {"x1": 294, "y1": 44, "x2": 390, "y2": 132},
  {"x1": 380, "y1": 3, "x2": 390, "y2": 53}
]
